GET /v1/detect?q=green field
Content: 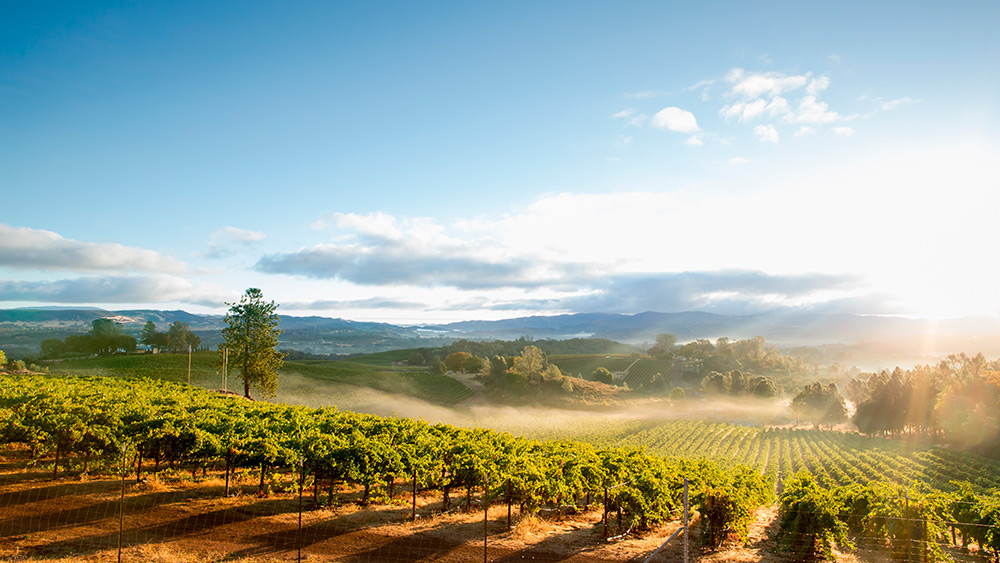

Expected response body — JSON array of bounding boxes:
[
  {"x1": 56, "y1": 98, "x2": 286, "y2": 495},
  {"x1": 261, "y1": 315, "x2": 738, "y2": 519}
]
[
  {"x1": 45, "y1": 351, "x2": 473, "y2": 406},
  {"x1": 495, "y1": 416, "x2": 1000, "y2": 492}
]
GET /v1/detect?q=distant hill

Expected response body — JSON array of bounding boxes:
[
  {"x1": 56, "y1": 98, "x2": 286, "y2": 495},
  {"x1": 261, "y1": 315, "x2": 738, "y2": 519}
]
[{"x1": 3, "y1": 307, "x2": 1000, "y2": 367}]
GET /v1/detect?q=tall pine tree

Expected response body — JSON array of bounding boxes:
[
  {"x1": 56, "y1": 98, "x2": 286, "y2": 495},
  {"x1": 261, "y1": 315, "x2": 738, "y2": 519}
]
[{"x1": 222, "y1": 288, "x2": 284, "y2": 399}]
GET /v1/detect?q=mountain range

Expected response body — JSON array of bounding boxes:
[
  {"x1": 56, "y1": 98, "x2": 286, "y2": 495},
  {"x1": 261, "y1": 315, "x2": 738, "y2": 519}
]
[{"x1": 2, "y1": 307, "x2": 1000, "y2": 367}]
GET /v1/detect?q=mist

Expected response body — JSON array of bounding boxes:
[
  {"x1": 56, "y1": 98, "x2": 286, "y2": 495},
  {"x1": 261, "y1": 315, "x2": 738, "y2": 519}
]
[{"x1": 273, "y1": 370, "x2": 798, "y2": 440}]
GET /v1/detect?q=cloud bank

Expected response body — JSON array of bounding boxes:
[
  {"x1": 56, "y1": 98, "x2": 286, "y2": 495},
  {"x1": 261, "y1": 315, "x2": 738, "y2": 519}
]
[
  {"x1": 0, "y1": 275, "x2": 225, "y2": 306},
  {"x1": 0, "y1": 224, "x2": 185, "y2": 273}
]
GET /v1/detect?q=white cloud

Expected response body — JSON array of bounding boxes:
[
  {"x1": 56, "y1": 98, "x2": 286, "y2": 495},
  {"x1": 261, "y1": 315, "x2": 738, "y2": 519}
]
[
  {"x1": 613, "y1": 109, "x2": 647, "y2": 127},
  {"x1": 684, "y1": 79, "x2": 715, "y2": 91},
  {"x1": 685, "y1": 135, "x2": 704, "y2": 146},
  {"x1": 0, "y1": 224, "x2": 185, "y2": 274},
  {"x1": 784, "y1": 95, "x2": 840, "y2": 124},
  {"x1": 794, "y1": 126, "x2": 815, "y2": 136},
  {"x1": 879, "y1": 97, "x2": 916, "y2": 111},
  {"x1": 833, "y1": 126, "x2": 856, "y2": 136},
  {"x1": 806, "y1": 76, "x2": 830, "y2": 95},
  {"x1": 211, "y1": 226, "x2": 266, "y2": 243},
  {"x1": 729, "y1": 157, "x2": 750, "y2": 165},
  {"x1": 0, "y1": 274, "x2": 225, "y2": 306},
  {"x1": 255, "y1": 142, "x2": 1000, "y2": 317},
  {"x1": 720, "y1": 97, "x2": 790, "y2": 122},
  {"x1": 623, "y1": 90, "x2": 668, "y2": 99},
  {"x1": 725, "y1": 68, "x2": 809, "y2": 99},
  {"x1": 651, "y1": 107, "x2": 699, "y2": 133},
  {"x1": 754, "y1": 124, "x2": 780, "y2": 143}
]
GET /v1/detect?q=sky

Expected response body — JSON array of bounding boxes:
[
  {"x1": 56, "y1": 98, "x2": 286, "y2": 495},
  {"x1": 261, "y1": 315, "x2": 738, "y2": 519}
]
[{"x1": 1, "y1": 1, "x2": 999, "y2": 324}]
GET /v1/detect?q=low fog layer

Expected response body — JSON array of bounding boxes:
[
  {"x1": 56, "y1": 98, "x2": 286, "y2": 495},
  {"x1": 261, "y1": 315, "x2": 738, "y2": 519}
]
[{"x1": 273, "y1": 370, "x2": 798, "y2": 438}]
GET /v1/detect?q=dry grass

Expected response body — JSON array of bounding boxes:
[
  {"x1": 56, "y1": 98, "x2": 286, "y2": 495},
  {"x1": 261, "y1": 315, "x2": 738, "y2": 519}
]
[{"x1": 509, "y1": 513, "x2": 553, "y2": 541}]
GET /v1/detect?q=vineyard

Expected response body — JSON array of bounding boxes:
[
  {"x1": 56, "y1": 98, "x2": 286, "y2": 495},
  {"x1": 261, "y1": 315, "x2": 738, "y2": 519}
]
[
  {"x1": 502, "y1": 417, "x2": 1000, "y2": 493},
  {"x1": 0, "y1": 373, "x2": 769, "y2": 538},
  {"x1": 4, "y1": 371, "x2": 1000, "y2": 560}
]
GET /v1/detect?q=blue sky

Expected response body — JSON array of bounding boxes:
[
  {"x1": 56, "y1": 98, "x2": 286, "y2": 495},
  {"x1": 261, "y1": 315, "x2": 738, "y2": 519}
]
[{"x1": 2, "y1": 1, "x2": 998, "y2": 323}]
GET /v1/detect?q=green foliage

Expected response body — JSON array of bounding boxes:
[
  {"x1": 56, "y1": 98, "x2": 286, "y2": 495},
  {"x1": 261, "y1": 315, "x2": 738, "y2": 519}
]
[
  {"x1": 1, "y1": 372, "x2": 757, "y2": 533},
  {"x1": 647, "y1": 333, "x2": 676, "y2": 359},
  {"x1": 222, "y1": 288, "x2": 285, "y2": 399},
  {"x1": 669, "y1": 386, "x2": 686, "y2": 401},
  {"x1": 590, "y1": 366, "x2": 614, "y2": 385},
  {"x1": 778, "y1": 471, "x2": 850, "y2": 559},
  {"x1": 700, "y1": 466, "x2": 773, "y2": 546},
  {"x1": 38, "y1": 319, "x2": 137, "y2": 359},
  {"x1": 791, "y1": 382, "x2": 848, "y2": 429},
  {"x1": 848, "y1": 353, "x2": 1000, "y2": 457},
  {"x1": 436, "y1": 337, "x2": 636, "y2": 360},
  {"x1": 444, "y1": 352, "x2": 472, "y2": 372}
]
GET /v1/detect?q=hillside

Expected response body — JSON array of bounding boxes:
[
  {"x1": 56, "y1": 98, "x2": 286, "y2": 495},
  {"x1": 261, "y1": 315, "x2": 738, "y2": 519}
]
[{"x1": 5, "y1": 307, "x2": 1000, "y2": 366}]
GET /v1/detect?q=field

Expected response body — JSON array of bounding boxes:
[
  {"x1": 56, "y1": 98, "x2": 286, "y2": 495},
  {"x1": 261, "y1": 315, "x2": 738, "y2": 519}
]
[
  {"x1": 496, "y1": 416, "x2": 1000, "y2": 493},
  {"x1": 7, "y1": 353, "x2": 1000, "y2": 561},
  {"x1": 45, "y1": 352, "x2": 474, "y2": 407}
]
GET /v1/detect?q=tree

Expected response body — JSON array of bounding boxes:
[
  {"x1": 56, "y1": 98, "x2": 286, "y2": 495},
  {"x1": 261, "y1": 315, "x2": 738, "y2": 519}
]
[
  {"x1": 140, "y1": 321, "x2": 158, "y2": 348},
  {"x1": 513, "y1": 346, "x2": 546, "y2": 382},
  {"x1": 590, "y1": 367, "x2": 614, "y2": 385},
  {"x1": 648, "y1": 333, "x2": 677, "y2": 359},
  {"x1": 444, "y1": 352, "x2": 473, "y2": 372},
  {"x1": 222, "y1": 288, "x2": 285, "y2": 399},
  {"x1": 40, "y1": 339, "x2": 64, "y2": 359},
  {"x1": 791, "y1": 383, "x2": 848, "y2": 429}
]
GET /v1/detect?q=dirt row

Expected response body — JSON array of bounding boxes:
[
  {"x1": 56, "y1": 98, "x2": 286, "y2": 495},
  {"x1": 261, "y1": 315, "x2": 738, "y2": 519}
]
[{"x1": 0, "y1": 450, "x2": 786, "y2": 563}]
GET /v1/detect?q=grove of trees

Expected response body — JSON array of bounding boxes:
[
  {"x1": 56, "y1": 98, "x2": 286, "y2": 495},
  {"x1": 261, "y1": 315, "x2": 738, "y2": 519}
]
[
  {"x1": 39, "y1": 319, "x2": 137, "y2": 358},
  {"x1": 139, "y1": 320, "x2": 201, "y2": 352},
  {"x1": 847, "y1": 354, "x2": 1000, "y2": 456}
]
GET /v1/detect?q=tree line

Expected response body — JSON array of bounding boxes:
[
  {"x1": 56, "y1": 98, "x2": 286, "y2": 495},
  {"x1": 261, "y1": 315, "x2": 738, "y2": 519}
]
[{"x1": 845, "y1": 353, "x2": 1000, "y2": 457}]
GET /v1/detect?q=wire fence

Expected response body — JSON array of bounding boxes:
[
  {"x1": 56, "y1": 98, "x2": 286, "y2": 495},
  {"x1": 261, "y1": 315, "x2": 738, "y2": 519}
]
[
  {"x1": 0, "y1": 446, "x2": 687, "y2": 563},
  {"x1": 4, "y1": 448, "x2": 1000, "y2": 562}
]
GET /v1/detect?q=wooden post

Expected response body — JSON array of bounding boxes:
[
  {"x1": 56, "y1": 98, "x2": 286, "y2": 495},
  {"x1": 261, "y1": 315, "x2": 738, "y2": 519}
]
[
  {"x1": 603, "y1": 485, "x2": 609, "y2": 537},
  {"x1": 118, "y1": 445, "x2": 127, "y2": 563},
  {"x1": 412, "y1": 467, "x2": 417, "y2": 522},
  {"x1": 507, "y1": 479, "x2": 512, "y2": 531},
  {"x1": 483, "y1": 472, "x2": 488, "y2": 563},
  {"x1": 683, "y1": 478, "x2": 689, "y2": 563},
  {"x1": 297, "y1": 457, "x2": 304, "y2": 563},
  {"x1": 314, "y1": 460, "x2": 320, "y2": 508},
  {"x1": 904, "y1": 490, "x2": 910, "y2": 563}
]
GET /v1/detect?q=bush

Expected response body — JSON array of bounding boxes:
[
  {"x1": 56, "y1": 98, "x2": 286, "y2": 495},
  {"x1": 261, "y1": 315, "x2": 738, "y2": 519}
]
[
  {"x1": 778, "y1": 472, "x2": 850, "y2": 559},
  {"x1": 590, "y1": 367, "x2": 613, "y2": 385}
]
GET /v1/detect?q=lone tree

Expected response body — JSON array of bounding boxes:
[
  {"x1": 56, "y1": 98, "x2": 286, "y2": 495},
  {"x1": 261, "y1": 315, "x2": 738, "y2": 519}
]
[{"x1": 222, "y1": 288, "x2": 285, "y2": 399}]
